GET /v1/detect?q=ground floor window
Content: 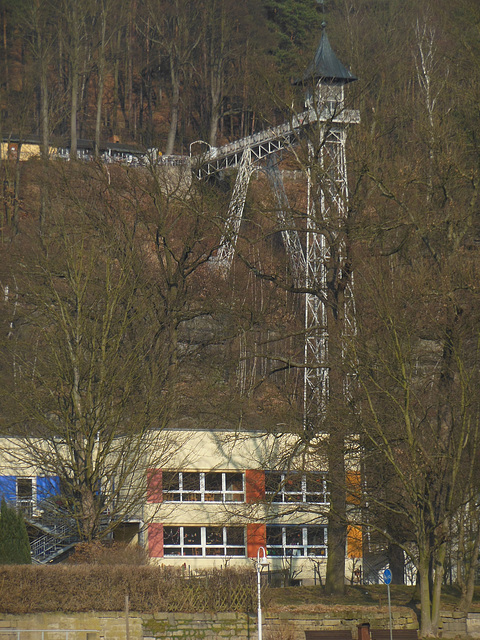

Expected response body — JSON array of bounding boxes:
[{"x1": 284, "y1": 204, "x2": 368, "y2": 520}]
[
  {"x1": 163, "y1": 525, "x2": 246, "y2": 557},
  {"x1": 266, "y1": 525, "x2": 327, "y2": 557}
]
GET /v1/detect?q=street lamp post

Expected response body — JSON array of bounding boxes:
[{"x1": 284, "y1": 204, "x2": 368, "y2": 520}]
[{"x1": 256, "y1": 546, "x2": 269, "y2": 640}]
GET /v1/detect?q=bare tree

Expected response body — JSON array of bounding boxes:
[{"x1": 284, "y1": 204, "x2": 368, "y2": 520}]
[
  {"x1": 353, "y1": 253, "x2": 480, "y2": 635},
  {"x1": 0, "y1": 160, "x2": 219, "y2": 540},
  {"x1": 147, "y1": 0, "x2": 202, "y2": 155},
  {"x1": 93, "y1": 0, "x2": 126, "y2": 156}
]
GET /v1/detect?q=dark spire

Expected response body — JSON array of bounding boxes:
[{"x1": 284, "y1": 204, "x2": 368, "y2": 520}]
[{"x1": 296, "y1": 23, "x2": 357, "y2": 85}]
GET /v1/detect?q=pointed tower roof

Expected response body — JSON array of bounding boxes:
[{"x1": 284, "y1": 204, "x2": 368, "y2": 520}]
[{"x1": 296, "y1": 23, "x2": 357, "y2": 85}]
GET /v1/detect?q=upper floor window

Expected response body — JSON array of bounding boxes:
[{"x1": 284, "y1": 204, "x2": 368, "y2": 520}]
[
  {"x1": 162, "y1": 471, "x2": 244, "y2": 503},
  {"x1": 163, "y1": 525, "x2": 245, "y2": 557},
  {"x1": 17, "y1": 477, "x2": 34, "y2": 517},
  {"x1": 266, "y1": 525, "x2": 327, "y2": 557},
  {"x1": 0, "y1": 475, "x2": 60, "y2": 518},
  {"x1": 265, "y1": 471, "x2": 329, "y2": 504}
]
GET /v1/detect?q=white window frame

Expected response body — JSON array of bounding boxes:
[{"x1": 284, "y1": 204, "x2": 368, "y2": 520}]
[
  {"x1": 265, "y1": 471, "x2": 329, "y2": 504},
  {"x1": 16, "y1": 476, "x2": 36, "y2": 517},
  {"x1": 266, "y1": 525, "x2": 327, "y2": 558},
  {"x1": 163, "y1": 525, "x2": 246, "y2": 557},
  {"x1": 162, "y1": 471, "x2": 245, "y2": 503}
]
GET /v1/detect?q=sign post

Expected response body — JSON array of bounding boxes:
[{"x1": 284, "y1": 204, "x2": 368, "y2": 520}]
[{"x1": 383, "y1": 569, "x2": 393, "y2": 640}]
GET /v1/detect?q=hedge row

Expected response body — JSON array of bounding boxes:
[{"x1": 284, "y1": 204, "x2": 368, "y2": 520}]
[{"x1": 0, "y1": 565, "x2": 260, "y2": 614}]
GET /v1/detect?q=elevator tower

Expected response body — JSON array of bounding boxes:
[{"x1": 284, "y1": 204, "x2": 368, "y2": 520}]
[{"x1": 202, "y1": 24, "x2": 359, "y2": 427}]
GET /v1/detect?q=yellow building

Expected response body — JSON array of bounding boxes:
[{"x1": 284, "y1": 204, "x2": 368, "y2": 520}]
[
  {"x1": 0, "y1": 429, "x2": 361, "y2": 583},
  {"x1": 144, "y1": 429, "x2": 361, "y2": 585}
]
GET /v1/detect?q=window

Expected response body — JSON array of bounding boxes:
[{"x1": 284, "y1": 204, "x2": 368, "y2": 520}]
[
  {"x1": 163, "y1": 526, "x2": 246, "y2": 557},
  {"x1": 265, "y1": 472, "x2": 328, "y2": 504},
  {"x1": 0, "y1": 476, "x2": 60, "y2": 517},
  {"x1": 17, "y1": 477, "x2": 34, "y2": 517},
  {"x1": 327, "y1": 99, "x2": 338, "y2": 116},
  {"x1": 266, "y1": 525, "x2": 327, "y2": 557},
  {"x1": 162, "y1": 472, "x2": 244, "y2": 503}
]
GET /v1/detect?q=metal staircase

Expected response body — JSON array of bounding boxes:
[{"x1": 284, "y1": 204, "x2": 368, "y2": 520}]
[
  {"x1": 28, "y1": 518, "x2": 79, "y2": 564},
  {"x1": 265, "y1": 153, "x2": 306, "y2": 287},
  {"x1": 210, "y1": 147, "x2": 256, "y2": 270}
]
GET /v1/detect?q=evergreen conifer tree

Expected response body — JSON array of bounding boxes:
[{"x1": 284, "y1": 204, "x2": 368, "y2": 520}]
[{"x1": 0, "y1": 498, "x2": 31, "y2": 564}]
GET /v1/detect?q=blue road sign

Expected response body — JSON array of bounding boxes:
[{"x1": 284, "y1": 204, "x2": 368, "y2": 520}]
[{"x1": 383, "y1": 569, "x2": 392, "y2": 585}]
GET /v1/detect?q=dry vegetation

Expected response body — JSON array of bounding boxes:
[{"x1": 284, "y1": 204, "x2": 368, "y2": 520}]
[
  {"x1": 3, "y1": 559, "x2": 479, "y2": 616},
  {"x1": 0, "y1": 564, "x2": 258, "y2": 614}
]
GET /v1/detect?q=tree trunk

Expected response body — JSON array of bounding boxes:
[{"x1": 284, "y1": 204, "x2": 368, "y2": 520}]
[
  {"x1": 95, "y1": 9, "x2": 107, "y2": 157},
  {"x1": 112, "y1": 29, "x2": 121, "y2": 137},
  {"x1": 324, "y1": 262, "x2": 347, "y2": 595},
  {"x1": 95, "y1": 67, "x2": 105, "y2": 157},
  {"x1": 431, "y1": 540, "x2": 446, "y2": 634},
  {"x1": 69, "y1": 1, "x2": 80, "y2": 159},
  {"x1": 126, "y1": 2, "x2": 134, "y2": 133},
  {"x1": 3, "y1": 8, "x2": 9, "y2": 91},
  {"x1": 37, "y1": 29, "x2": 49, "y2": 159},
  {"x1": 207, "y1": 1, "x2": 225, "y2": 147},
  {"x1": 80, "y1": 483, "x2": 97, "y2": 541},
  {"x1": 418, "y1": 551, "x2": 434, "y2": 637},
  {"x1": 38, "y1": 15, "x2": 49, "y2": 230},
  {"x1": 416, "y1": 529, "x2": 446, "y2": 638},
  {"x1": 208, "y1": 85, "x2": 221, "y2": 147},
  {"x1": 70, "y1": 69, "x2": 79, "y2": 159},
  {"x1": 166, "y1": 59, "x2": 180, "y2": 155},
  {"x1": 387, "y1": 543, "x2": 405, "y2": 585},
  {"x1": 325, "y1": 431, "x2": 346, "y2": 594},
  {"x1": 13, "y1": 145, "x2": 20, "y2": 234},
  {"x1": 459, "y1": 503, "x2": 480, "y2": 612}
]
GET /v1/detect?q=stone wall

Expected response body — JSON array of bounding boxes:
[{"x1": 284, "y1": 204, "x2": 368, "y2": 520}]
[
  {"x1": 1, "y1": 609, "x2": 478, "y2": 640},
  {"x1": 466, "y1": 613, "x2": 480, "y2": 638},
  {"x1": 0, "y1": 613, "x2": 143, "y2": 640},
  {"x1": 263, "y1": 610, "x2": 418, "y2": 640},
  {"x1": 440, "y1": 611, "x2": 468, "y2": 637},
  {"x1": 143, "y1": 612, "x2": 255, "y2": 640}
]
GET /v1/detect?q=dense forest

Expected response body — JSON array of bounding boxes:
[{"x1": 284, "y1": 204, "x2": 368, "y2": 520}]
[
  {"x1": 1, "y1": 0, "x2": 480, "y2": 637},
  {"x1": 0, "y1": 0, "x2": 330, "y2": 154},
  {"x1": 0, "y1": 0, "x2": 474, "y2": 155}
]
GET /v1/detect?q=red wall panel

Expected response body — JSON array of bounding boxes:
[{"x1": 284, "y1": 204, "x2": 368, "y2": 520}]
[
  {"x1": 246, "y1": 523, "x2": 266, "y2": 558},
  {"x1": 147, "y1": 469, "x2": 163, "y2": 503},
  {"x1": 245, "y1": 469, "x2": 265, "y2": 503},
  {"x1": 148, "y1": 523, "x2": 164, "y2": 557}
]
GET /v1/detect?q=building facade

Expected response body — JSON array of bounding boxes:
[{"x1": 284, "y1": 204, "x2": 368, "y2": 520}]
[
  {"x1": 0, "y1": 429, "x2": 361, "y2": 583},
  {"x1": 144, "y1": 429, "x2": 361, "y2": 585}
]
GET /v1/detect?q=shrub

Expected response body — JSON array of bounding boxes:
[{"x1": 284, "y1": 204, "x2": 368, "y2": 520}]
[
  {"x1": 0, "y1": 499, "x2": 31, "y2": 565},
  {"x1": 67, "y1": 541, "x2": 148, "y2": 565}
]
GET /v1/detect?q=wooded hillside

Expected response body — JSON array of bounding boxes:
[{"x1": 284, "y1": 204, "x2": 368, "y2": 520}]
[
  {"x1": 0, "y1": 0, "x2": 476, "y2": 156},
  {"x1": 1, "y1": 1, "x2": 480, "y2": 636}
]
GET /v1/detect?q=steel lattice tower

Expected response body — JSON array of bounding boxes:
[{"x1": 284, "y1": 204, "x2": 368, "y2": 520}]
[
  {"x1": 199, "y1": 24, "x2": 359, "y2": 428},
  {"x1": 300, "y1": 33, "x2": 359, "y2": 424}
]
